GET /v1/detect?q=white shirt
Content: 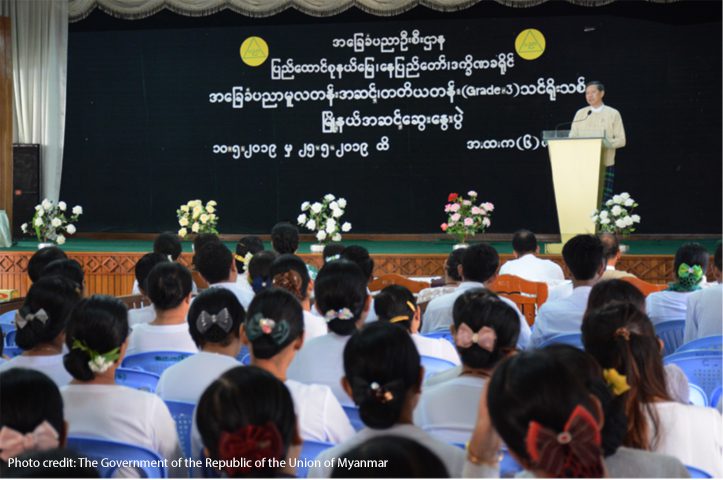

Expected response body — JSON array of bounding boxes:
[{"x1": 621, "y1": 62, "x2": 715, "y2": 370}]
[
  {"x1": 411, "y1": 333, "x2": 461, "y2": 366},
  {"x1": 156, "y1": 351, "x2": 240, "y2": 403},
  {"x1": 303, "y1": 310, "x2": 328, "y2": 342},
  {"x1": 61, "y1": 383, "x2": 185, "y2": 477},
  {"x1": 646, "y1": 290, "x2": 691, "y2": 325},
  {"x1": 285, "y1": 379, "x2": 355, "y2": 443},
  {"x1": 0, "y1": 354, "x2": 72, "y2": 387},
  {"x1": 498, "y1": 254, "x2": 565, "y2": 285},
  {"x1": 547, "y1": 280, "x2": 574, "y2": 302},
  {"x1": 208, "y1": 281, "x2": 254, "y2": 310},
  {"x1": 287, "y1": 332, "x2": 353, "y2": 406},
  {"x1": 421, "y1": 281, "x2": 531, "y2": 349},
  {"x1": 126, "y1": 323, "x2": 198, "y2": 356},
  {"x1": 413, "y1": 374, "x2": 486, "y2": 444},
  {"x1": 649, "y1": 401, "x2": 723, "y2": 477},
  {"x1": 127, "y1": 305, "x2": 155, "y2": 330},
  {"x1": 530, "y1": 286, "x2": 592, "y2": 347},
  {"x1": 308, "y1": 423, "x2": 466, "y2": 477},
  {"x1": 684, "y1": 283, "x2": 723, "y2": 342},
  {"x1": 417, "y1": 285, "x2": 459, "y2": 305}
]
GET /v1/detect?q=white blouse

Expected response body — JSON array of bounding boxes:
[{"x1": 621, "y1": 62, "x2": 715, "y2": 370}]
[
  {"x1": 126, "y1": 322, "x2": 198, "y2": 356},
  {"x1": 0, "y1": 353, "x2": 72, "y2": 387}
]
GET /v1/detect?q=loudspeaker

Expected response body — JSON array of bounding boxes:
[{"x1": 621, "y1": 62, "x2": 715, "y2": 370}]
[{"x1": 12, "y1": 144, "x2": 41, "y2": 237}]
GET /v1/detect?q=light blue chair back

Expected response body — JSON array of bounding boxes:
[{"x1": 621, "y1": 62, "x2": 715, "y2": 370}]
[
  {"x1": 115, "y1": 368, "x2": 160, "y2": 392},
  {"x1": 539, "y1": 332, "x2": 583, "y2": 349},
  {"x1": 0, "y1": 310, "x2": 16, "y2": 327},
  {"x1": 664, "y1": 352, "x2": 722, "y2": 400},
  {"x1": 235, "y1": 345, "x2": 249, "y2": 362},
  {"x1": 688, "y1": 384, "x2": 708, "y2": 407},
  {"x1": 420, "y1": 355, "x2": 456, "y2": 379},
  {"x1": 121, "y1": 351, "x2": 193, "y2": 375},
  {"x1": 421, "y1": 331, "x2": 454, "y2": 345},
  {"x1": 297, "y1": 440, "x2": 333, "y2": 478},
  {"x1": 676, "y1": 335, "x2": 723, "y2": 354},
  {"x1": 3, "y1": 329, "x2": 22, "y2": 358},
  {"x1": 710, "y1": 386, "x2": 722, "y2": 409},
  {"x1": 342, "y1": 405, "x2": 364, "y2": 431},
  {"x1": 655, "y1": 320, "x2": 685, "y2": 356},
  {"x1": 164, "y1": 400, "x2": 195, "y2": 460},
  {"x1": 686, "y1": 465, "x2": 713, "y2": 478},
  {"x1": 67, "y1": 436, "x2": 167, "y2": 478}
]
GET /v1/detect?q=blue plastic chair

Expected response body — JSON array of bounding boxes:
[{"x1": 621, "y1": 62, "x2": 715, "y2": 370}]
[
  {"x1": 686, "y1": 465, "x2": 713, "y2": 478},
  {"x1": 0, "y1": 321, "x2": 15, "y2": 335},
  {"x1": 539, "y1": 333, "x2": 583, "y2": 349},
  {"x1": 688, "y1": 384, "x2": 708, "y2": 407},
  {"x1": 235, "y1": 345, "x2": 249, "y2": 363},
  {"x1": 664, "y1": 353, "x2": 722, "y2": 400},
  {"x1": 3, "y1": 330, "x2": 22, "y2": 358},
  {"x1": 655, "y1": 320, "x2": 685, "y2": 356},
  {"x1": 297, "y1": 440, "x2": 333, "y2": 478},
  {"x1": 342, "y1": 405, "x2": 364, "y2": 431},
  {"x1": 164, "y1": 400, "x2": 195, "y2": 460},
  {"x1": 421, "y1": 331, "x2": 454, "y2": 345},
  {"x1": 420, "y1": 355, "x2": 456, "y2": 379},
  {"x1": 115, "y1": 368, "x2": 160, "y2": 392},
  {"x1": 710, "y1": 386, "x2": 722, "y2": 409},
  {"x1": 0, "y1": 310, "x2": 16, "y2": 327},
  {"x1": 676, "y1": 335, "x2": 723, "y2": 354},
  {"x1": 67, "y1": 436, "x2": 167, "y2": 478},
  {"x1": 121, "y1": 351, "x2": 193, "y2": 375}
]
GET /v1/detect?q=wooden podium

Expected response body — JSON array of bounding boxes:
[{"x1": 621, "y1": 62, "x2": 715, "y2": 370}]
[{"x1": 543, "y1": 131, "x2": 609, "y2": 254}]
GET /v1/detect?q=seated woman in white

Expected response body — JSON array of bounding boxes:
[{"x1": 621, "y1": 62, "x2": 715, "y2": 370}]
[
  {"x1": 0, "y1": 276, "x2": 82, "y2": 387},
  {"x1": 373, "y1": 285, "x2": 460, "y2": 366},
  {"x1": 583, "y1": 302, "x2": 722, "y2": 476},
  {"x1": 126, "y1": 262, "x2": 197, "y2": 355},
  {"x1": 287, "y1": 260, "x2": 371, "y2": 407},
  {"x1": 646, "y1": 243, "x2": 709, "y2": 325},
  {"x1": 414, "y1": 289, "x2": 519, "y2": 444},
  {"x1": 243, "y1": 287, "x2": 353, "y2": 444},
  {"x1": 61, "y1": 295, "x2": 184, "y2": 477},
  {"x1": 269, "y1": 254, "x2": 327, "y2": 341},
  {"x1": 308, "y1": 322, "x2": 465, "y2": 478}
]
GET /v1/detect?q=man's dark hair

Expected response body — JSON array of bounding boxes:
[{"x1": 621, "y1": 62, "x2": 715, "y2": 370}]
[
  {"x1": 271, "y1": 222, "x2": 299, "y2": 255},
  {"x1": 461, "y1": 243, "x2": 499, "y2": 284},
  {"x1": 195, "y1": 242, "x2": 233, "y2": 284},
  {"x1": 586, "y1": 80, "x2": 605, "y2": 92},
  {"x1": 562, "y1": 235, "x2": 604, "y2": 281},
  {"x1": 153, "y1": 232, "x2": 183, "y2": 260},
  {"x1": 27, "y1": 247, "x2": 67, "y2": 282},
  {"x1": 511, "y1": 230, "x2": 537, "y2": 255}
]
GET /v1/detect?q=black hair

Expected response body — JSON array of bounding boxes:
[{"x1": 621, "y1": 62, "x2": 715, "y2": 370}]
[
  {"x1": 487, "y1": 350, "x2": 604, "y2": 477},
  {"x1": 188, "y1": 288, "x2": 245, "y2": 349},
  {"x1": 15, "y1": 276, "x2": 82, "y2": 351},
  {"x1": 445, "y1": 248, "x2": 465, "y2": 282},
  {"x1": 461, "y1": 243, "x2": 499, "y2": 283},
  {"x1": 248, "y1": 251, "x2": 278, "y2": 294},
  {"x1": 39, "y1": 259, "x2": 84, "y2": 287},
  {"x1": 451, "y1": 289, "x2": 519, "y2": 369},
  {"x1": 599, "y1": 233, "x2": 620, "y2": 262},
  {"x1": 373, "y1": 285, "x2": 416, "y2": 332},
  {"x1": 315, "y1": 260, "x2": 368, "y2": 335},
  {"x1": 134, "y1": 253, "x2": 169, "y2": 294},
  {"x1": 562, "y1": 234, "x2": 604, "y2": 281},
  {"x1": 323, "y1": 243, "x2": 346, "y2": 264},
  {"x1": 269, "y1": 254, "x2": 311, "y2": 301},
  {"x1": 0, "y1": 368, "x2": 65, "y2": 445},
  {"x1": 4, "y1": 448, "x2": 99, "y2": 477},
  {"x1": 344, "y1": 322, "x2": 421, "y2": 429},
  {"x1": 64, "y1": 295, "x2": 129, "y2": 382},
  {"x1": 27, "y1": 247, "x2": 67, "y2": 283},
  {"x1": 194, "y1": 242, "x2": 233, "y2": 285},
  {"x1": 586, "y1": 80, "x2": 605, "y2": 92},
  {"x1": 153, "y1": 232, "x2": 183, "y2": 261},
  {"x1": 270, "y1": 222, "x2": 299, "y2": 255},
  {"x1": 512, "y1": 230, "x2": 537, "y2": 255},
  {"x1": 715, "y1": 242, "x2": 722, "y2": 271},
  {"x1": 147, "y1": 262, "x2": 193, "y2": 310},
  {"x1": 341, "y1": 245, "x2": 374, "y2": 282},
  {"x1": 192, "y1": 233, "x2": 222, "y2": 267},
  {"x1": 245, "y1": 288, "x2": 303, "y2": 360},
  {"x1": 673, "y1": 242, "x2": 709, "y2": 278},
  {"x1": 235, "y1": 236, "x2": 264, "y2": 272},
  {"x1": 331, "y1": 435, "x2": 448, "y2": 478},
  {"x1": 587, "y1": 279, "x2": 645, "y2": 313},
  {"x1": 197, "y1": 366, "x2": 296, "y2": 478}
]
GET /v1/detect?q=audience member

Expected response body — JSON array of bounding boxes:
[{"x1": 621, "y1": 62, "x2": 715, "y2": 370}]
[
  {"x1": 247, "y1": 250, "x2": 278, "y2": 294},
  {"x1": 271, "y1": 222, "x2": 299, "y2": 255},
  {"x1": 197, "y1": 366, "x2": 301, "y2": 478},
  {"x1": 27, "y1": 247, "x2": 67, "y2": 283},
  {"x1": 233, "y1": 235, "x2": 264, "y2": 298},
  {"x1": 341, "y1": 245, "x2": 377, "y2": 323},
  {"x1": 684, "y1": 242, "x2": 722, "y2": 342},
  {"x1": 416, "y1": 249, "x2": 465, "y2": 305},
  {"x1": 0, "y1": 277, "x2": 82, "y2": 386},
  {"x1": 131, "y1": 232, "x2": 196, "y2": 295},
  {"x1": 600, "y1": 233, "x2": 636, "y2": 280},
  {"x1": 499, "y1": 229, "x2": 565, "y2": 285},
  {"x1": 195, "y1": 241, "x2": 253, "y2": 308},
  {"x1": 127, "y1": 252, "x2": 169, "y2": 328},
  {"x1": 39, "y1": 259, "x2": 84, "y2": 293},
  {"x1": 126, "y1": 262, "x2": 197, "y2": 354},
  {"x1": 309, "y1": 322, "x2": 465, "y2": 477},
  {"x1": 323, "y1": 243, "x2": 345, "y2": 264},
  {"x1": 530, "y1": 234, "x2": 605, "y2": 347}
]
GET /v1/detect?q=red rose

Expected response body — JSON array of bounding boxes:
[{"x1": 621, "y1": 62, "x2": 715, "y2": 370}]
[
  {"x1": 440, "y1": 223, "x2": 448, "y2": 232},
  {"x1": 448, "y1": 193, "x2": 459, "y2": 202}
]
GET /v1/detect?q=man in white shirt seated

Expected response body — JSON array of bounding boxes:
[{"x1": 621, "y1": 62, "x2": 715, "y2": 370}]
[
  {"x1": 195, "y1": 241, "x2": 254, "y2": 309},
  {"x1": 499, "y1": 229, "x2": 565, "y2": 285},
  {"x1": 600, "y1": 233, "x2": 636, "y2": 280},
  {"x1": 127, "y1": 252, "x2": 168, "y2": 329},
  {"x1": 421, "y1": 243, "x2": 531, "y2": 349},
  {"x1": 531, "y1": 234, "x2": 605, "y2": 347},
  {"x1": 684, "y1": 242, "x2": 722, "y2": 343}
]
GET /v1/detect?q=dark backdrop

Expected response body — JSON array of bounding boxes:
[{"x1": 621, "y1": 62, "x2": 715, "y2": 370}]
[{"x1": 62, "y1": 1, "x2": 722, "y2": 234}]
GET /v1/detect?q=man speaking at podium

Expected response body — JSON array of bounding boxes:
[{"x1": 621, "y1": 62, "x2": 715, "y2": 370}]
[{"x1": 570, "y1": 81, "x2": 626, "y2": 201}]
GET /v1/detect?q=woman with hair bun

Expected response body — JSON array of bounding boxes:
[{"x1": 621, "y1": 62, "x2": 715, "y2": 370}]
[
  {"x1": 61, "y1": 295, "x2": 183, "y2": 476},
  {"x1": 0, "y1": 276, "x2": 81, "y2": 386},
  {"x1": 309, "y1": 322, "x2": 465, "y2": 478}
]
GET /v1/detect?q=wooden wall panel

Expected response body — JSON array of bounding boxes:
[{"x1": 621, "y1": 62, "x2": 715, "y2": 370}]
[{"x1": 0, "y1": 17, "x2": 13, "y2": 227}]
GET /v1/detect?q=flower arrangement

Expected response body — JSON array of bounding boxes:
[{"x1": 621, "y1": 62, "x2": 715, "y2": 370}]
[
  {"x1": 177, "y1": 200, "x2": 218, "y2": 238},
  {"x1": 21, "y1": 199, "x2": 83, "y2": 246},
  {"x1": 592, "y1": 192, "x2": 640, "y2": 235},
  {"x1": 440, "y1": 191, "x2": 494, "y2": 245},
  {"x1": 297, "y1": 194, "x2": 352, "y2": 244}
]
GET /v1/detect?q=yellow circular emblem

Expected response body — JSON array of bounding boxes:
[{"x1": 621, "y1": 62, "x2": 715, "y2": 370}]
[
  {"x1": 515, "y1": 29, "x2": 546, "y2": 60},
  {"x1": 240, "y1": 36, "x2": 269, "y2": 67}
]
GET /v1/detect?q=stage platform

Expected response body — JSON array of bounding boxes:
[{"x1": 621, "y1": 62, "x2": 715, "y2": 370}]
[{"x1": 1, "y1": 238, "x2": 719, "y2": 298}]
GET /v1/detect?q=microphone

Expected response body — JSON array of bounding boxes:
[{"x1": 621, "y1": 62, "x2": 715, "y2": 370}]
[{"x1": 554, "y1": 109, "x2": 592, "y2": 134}]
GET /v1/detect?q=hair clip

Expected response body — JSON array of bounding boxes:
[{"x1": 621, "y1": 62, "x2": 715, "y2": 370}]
[
  {"x1": 217, "y1": 423, "x2": 283, "y2": 476},
  {"x1": 369, "y1": 381, "x2": 394, "y2": 404},
  {"x1": 614, "y1": 327, "x2": 630, "y2": 341},
  {"x1": 455, "y1": 324, "x2": 496, "y2": 352},
  {"x1": 245, "y1": 313, "x2": 291, "y2": 345},
  {"x1": 405, "y1": 301, "x2": 416, "y2": 313},
  {"x1": 388, "y1": 315, "x2": 409, "y2": 323},
  {"x1": 196, "y1": 308, "x2": 233, "y2": 334},
  {"x1": 14, "y1": 308, "x2": 49, "y2": 329},
  {"x1": 71, "y1": 339, "x2": 120, "y2": 374},
  {"x1": 325, "y1": 254, "x2": 341, "y2": 262},
  {"x1": 324, "y1": 308, "x2": 355, "y2": 322},
  {"x1": 0, "y1": 421, "x2": 60, "y2": 462},
  {"x1": 234, "y1": 252, "x2": 254, "y2": 274},
  {"x1": 602, "y1": 368, "x2": 631, "y2": 396},
  {"x1": 272, "y1": 270, "x2": 304, "y2": 299}
]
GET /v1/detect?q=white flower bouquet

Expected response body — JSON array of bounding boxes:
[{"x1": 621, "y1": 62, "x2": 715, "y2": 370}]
[
  {"x1": 177, "y1": 200, "x2": 218, "y2": 238},
  {"x1": 21, "y1": 199, "x2": 82, "y2": 245},
  {"x1": 440, "y1": 191, "x2": 494, "y2": 244},
  {"x1": 297, "y1": 194, "x2": 352, "y2": 244},
  {"x1": 592, "y1": 192, "x2": 641, "y2": 235}
]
